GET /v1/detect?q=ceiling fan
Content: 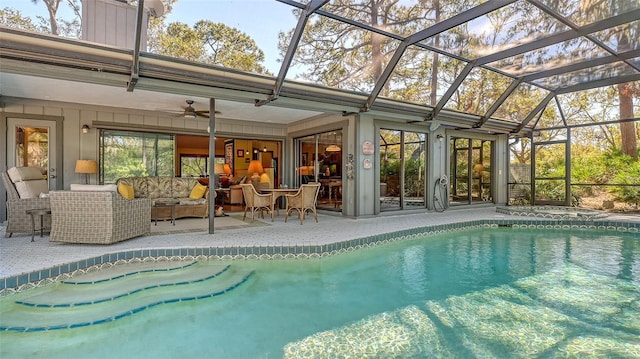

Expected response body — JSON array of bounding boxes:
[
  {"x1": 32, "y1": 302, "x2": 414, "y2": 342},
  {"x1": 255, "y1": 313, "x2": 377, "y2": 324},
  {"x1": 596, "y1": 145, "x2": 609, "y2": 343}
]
[
  {"x1": 182, "y1": 100, "x2": 208, "y2": 119},
  {"x1": 180, "y1": 100, "x2": 220, "y2": 119}
]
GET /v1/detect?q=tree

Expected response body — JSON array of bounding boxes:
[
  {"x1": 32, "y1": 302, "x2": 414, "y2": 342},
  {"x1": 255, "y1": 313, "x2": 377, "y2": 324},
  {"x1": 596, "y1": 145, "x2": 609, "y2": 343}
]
[
  {"x1": 0, "y1": 7, "x2": 42, "y2": 32},
  {"x1": 149, "y1": 20, "x2": 270, "y2": 75},
  {"x1": 30, "y1": 0, "x2": 81, "y2": 37},
  {"x1": 278, "y1": 0, "x2": 441, "y2": 98},
  {"x1": 618, "y1": 82, "x2": 638, "y2": 160},
  {"x1": 578, "y1": 0, "x2": 639, "y2": 159}
]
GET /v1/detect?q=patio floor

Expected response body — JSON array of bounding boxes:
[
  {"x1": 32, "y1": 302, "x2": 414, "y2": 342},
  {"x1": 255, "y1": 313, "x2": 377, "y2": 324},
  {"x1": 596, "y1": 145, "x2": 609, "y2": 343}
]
[{"x1": 1, "y1": 206, "x2": 638, "y2": 280}]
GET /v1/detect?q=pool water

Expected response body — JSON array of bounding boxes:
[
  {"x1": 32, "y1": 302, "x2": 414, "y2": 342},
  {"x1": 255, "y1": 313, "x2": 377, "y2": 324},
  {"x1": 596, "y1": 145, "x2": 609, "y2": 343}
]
[{"x1": 1, "y1": 228, "x2": 639, "y2": 358}]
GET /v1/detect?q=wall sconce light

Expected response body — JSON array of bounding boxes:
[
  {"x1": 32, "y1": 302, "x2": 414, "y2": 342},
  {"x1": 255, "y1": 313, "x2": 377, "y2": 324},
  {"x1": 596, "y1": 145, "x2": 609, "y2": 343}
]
[
  {"x1": 82, "y1": 124, "x2": 90, "y2": 134},
  {"x1": 436, "y1": 134, "x2": 444, "y2": 142},
  {"x1": 263, "y1": 145, "x2": 267, "y2": 152}
]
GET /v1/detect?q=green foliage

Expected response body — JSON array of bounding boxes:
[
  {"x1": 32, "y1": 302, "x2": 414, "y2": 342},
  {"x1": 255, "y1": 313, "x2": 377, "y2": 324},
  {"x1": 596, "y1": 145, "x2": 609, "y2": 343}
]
[
  {"x1": 0, "y1": 8, "x2": 42, "y2": 32},
  {"x1": 610, "y1": 154, "x2": 640, "y2": 206},
  {"x1": 151, "y1": 20, "x2": 270, "y2": 75},
  {"x1": 102, "y1": 132, "x2": 174, "y2": 184}
]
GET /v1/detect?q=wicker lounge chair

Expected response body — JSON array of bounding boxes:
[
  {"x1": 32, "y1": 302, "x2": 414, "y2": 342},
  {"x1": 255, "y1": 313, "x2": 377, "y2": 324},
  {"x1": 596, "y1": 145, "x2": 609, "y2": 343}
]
[{"x1": 1, "y1": 168, "x2": 51, "y2": 238}]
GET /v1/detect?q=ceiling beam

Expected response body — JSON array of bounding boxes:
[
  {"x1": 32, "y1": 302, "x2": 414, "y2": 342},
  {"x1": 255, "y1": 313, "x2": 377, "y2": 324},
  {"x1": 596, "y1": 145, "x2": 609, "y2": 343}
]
[
  {"x1": 256, "y1": 0, "x2": 330, "y2": 106},
  {"x1": 362, "y1": 0, "x2": 515, "y2": 113},
  {"x1": 556, "y1": 73, "x2": 640, "y2": 94},
  {"x1": 429, "y1": 60, "x2": 477, "y2": 121},
  {"x1": 476, "y1": 78, "x2": 522, "y2": 128},
  {"x1": 515, "y1": 92, "x2": 555, "y2": 132},
  {"x1": 522, "y1": 49, "x2": 640, "y2": 82},
  {"x1": 476, "y1": 9, "x2": 640, "y2": 67},
  {"x1": 127, "y1": 0, "x2": 145, "y2": 92}
]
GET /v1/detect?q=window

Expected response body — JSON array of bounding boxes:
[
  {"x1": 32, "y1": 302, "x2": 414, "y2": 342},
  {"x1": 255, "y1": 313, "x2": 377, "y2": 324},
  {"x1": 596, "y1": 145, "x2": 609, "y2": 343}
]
[
  {"x1": 99, "y1": 130, "x2": 174, "y2": 184},
  {"x1": 180, "y1": 155, "x2": 212, "y2": 177}
]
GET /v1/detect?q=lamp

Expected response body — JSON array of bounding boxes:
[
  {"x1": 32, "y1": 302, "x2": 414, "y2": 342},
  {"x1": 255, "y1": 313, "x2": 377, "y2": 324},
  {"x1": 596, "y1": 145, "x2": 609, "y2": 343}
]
[
  {"x1": 214, "y1": 163, "x2": 225, "y2": 188},
  {"x1": 473, "y1": 163, "x2": 484, "y2": 178},
  {"x1": 326, "y1": 132, "x2": 341, "y2": 152},
  {"x1": 436, "y1": 134, "x2": 444, "y2": 142},
  {"x1": 82, "y1": 124, "x2": 90, "y2": 134},
  {"x1": 75, "y1": 159, "x2": 98, "y2": 184},
  {"x1": 247, "y1": 160, "x2": 264, "y2": 186},
  {"x1": 223, "y1": 163, "x2": 232, "y2": 176},
  {"x1": 183, "y1": 100, "x2": 197, "y2": 119}
]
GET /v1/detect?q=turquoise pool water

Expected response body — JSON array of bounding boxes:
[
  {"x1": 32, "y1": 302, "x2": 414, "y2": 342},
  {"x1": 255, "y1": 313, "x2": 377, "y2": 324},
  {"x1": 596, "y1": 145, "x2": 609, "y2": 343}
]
[{"x1": 1, "y1": 228, "x2": 639, "y2": 358}]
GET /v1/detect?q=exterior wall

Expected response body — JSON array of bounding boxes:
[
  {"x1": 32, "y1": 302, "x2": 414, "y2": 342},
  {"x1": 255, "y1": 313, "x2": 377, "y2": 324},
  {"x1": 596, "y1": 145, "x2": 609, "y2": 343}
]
[
  {"x1": 356, "y1": 114, "x2": 376, "y2": 216},
  {"x1": 1, "y1": 96, "x2": 286, "y2": 190},
  {"x1": 2, "y1": 96, "x2": 510, "y2": 222},
  {"x1": 81, "y1": 0, "x2": 149, "y2": 51}
]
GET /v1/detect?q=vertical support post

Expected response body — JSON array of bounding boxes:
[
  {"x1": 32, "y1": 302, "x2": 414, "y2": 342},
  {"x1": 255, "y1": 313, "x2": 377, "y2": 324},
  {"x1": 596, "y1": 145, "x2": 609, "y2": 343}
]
[
  {"x1": 208, "y1": 98, "x2": 216, "y2": 234},
  {"x1": 530, "y1": 133, "x2": 536, "y2": 205},
  {"x1": 565, "y1": 127, "x2": 571, "y2": 206}
]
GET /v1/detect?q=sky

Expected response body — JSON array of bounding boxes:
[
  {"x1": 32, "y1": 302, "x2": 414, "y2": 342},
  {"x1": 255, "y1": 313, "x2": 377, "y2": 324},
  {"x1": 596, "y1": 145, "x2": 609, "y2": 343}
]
[{"x1": 5, "y1": 0, "x2": 299, "y2": 74}]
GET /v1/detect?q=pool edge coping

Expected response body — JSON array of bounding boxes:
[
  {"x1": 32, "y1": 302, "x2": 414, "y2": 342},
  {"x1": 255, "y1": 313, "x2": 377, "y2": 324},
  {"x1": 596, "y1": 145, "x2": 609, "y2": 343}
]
[{"x1": 2, "y1": 218, "x2": 638, "y2": 295}]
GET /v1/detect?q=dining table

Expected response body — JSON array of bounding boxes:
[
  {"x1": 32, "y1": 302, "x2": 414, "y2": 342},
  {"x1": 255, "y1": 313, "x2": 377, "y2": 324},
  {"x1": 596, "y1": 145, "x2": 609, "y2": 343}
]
[{"x1": 259, "y1": 188, "x2": 299, "y2": 215}]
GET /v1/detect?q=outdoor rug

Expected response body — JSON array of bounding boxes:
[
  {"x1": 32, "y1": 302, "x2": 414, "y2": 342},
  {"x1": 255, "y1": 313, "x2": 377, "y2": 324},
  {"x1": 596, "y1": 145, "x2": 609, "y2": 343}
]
[{"x1": 149, "y1": 213, "x2": 270, "y2": 235}]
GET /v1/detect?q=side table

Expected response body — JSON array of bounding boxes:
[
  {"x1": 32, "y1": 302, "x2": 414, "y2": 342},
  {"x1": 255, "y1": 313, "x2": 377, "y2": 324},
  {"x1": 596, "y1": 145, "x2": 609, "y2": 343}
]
[
  {"x1": 25, "y1": 208, "x2": 51, "y2": 242},
  {"x1": 152, "y1": 200, "x2": 180, "y2": 226}
]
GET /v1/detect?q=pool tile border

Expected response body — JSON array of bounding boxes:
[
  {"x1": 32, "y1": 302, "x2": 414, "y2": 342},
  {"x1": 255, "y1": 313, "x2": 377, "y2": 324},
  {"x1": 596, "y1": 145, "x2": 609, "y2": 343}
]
[{"x1": 1, "y1": 219, "x2": 638, "y2": 295}]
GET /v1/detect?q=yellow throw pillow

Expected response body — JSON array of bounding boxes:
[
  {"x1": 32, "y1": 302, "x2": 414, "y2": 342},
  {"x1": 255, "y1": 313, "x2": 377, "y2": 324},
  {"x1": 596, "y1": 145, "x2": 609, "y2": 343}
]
[
  {"x1": 189, "y1": 183, "x2": 207, "y2": 199},
  {"x1": 117, "y1": 182, "x2": 134, "y2": 200}
]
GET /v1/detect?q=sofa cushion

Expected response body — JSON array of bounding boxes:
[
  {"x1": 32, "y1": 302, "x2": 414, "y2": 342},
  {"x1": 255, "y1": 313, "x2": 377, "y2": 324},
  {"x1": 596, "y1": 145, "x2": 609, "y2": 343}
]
[
  {"x1": 15, "y1": 180, "x2": 49, "y2": 199},
  {"x1": 70, "y1": 184, "x2": 117, "y2": 192},
  {"x1": 173, "y1": 178, "x2": 198, "y2": 198},
  {"x1": 7, "y1": 167, "x2": 43, "y2": 182},
  {"x1": 117, "y1": 182, "x2": 135, "y2": 199},
  {"x1": 147, "y1": 177, "x2": 172, "y2": 199},
  {"x1": 179, "y1": 198, "x2": 207, "y2": 206},
  {"x1": 130, "y1": 177, "x2": 148, "y2": 198},
  {"x1": 189, "y1": 182, "x2": 207, "y2": 199}
]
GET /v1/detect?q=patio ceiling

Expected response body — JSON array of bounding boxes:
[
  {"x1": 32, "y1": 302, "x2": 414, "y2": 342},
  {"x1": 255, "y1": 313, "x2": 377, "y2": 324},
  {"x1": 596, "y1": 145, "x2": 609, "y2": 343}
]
[{"x1": 0, "y1": 0, "x2": 638, "y2": 134}]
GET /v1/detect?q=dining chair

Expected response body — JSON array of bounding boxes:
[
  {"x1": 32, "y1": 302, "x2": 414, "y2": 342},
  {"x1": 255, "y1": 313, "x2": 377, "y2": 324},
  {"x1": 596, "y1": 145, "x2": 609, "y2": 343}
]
[
  {"x1": 284, "y1": 182, "x2": 321, "y2": 224},
  {"x1": 240, "y1": 184, "x2": 274, "y2": 222}
]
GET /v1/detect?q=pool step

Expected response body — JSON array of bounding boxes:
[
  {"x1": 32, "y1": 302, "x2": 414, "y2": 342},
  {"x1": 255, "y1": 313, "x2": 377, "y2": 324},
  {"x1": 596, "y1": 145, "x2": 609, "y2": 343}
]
[
  {"x1": 0, "y1": 263, "x2": 254, "y2": 332},
  {"x1": 17, "y1": 263, "x2": 231, "y2": 307},
  {"x1": 62, "y1": 260, "x2": 199, "y2": 284}
]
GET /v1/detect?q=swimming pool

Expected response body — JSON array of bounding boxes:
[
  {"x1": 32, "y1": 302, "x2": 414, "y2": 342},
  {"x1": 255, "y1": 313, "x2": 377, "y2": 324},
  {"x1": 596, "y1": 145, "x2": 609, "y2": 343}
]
[{"x1": 1, "y1": 227, "x2": 639, "y2": 358}]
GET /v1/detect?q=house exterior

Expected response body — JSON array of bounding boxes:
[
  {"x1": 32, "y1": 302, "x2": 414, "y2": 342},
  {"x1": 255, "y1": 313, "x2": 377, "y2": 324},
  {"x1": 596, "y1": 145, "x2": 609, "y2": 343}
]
[{"x1": 3, "y1": 0, "x2": 636, "y2": 223}]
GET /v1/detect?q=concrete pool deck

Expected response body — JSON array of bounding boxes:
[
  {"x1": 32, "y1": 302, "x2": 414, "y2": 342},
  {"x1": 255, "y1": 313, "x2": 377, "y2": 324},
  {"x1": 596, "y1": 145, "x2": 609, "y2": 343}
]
[{"x1": 1, "y1": 206, "x2": 639, "y2": 283}]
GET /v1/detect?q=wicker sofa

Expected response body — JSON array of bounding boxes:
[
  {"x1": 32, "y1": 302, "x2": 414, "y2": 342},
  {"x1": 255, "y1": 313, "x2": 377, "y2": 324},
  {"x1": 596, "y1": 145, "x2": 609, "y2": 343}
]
[
  {"x1": 117, "y1": 176, "x2": 210, "y2": 220},
  {"x1": 1, "y1": 167, "x2": 51, "y2": 238},
  {"x1": 49, "y1": 190, "x2": 151, "y2": 244}
]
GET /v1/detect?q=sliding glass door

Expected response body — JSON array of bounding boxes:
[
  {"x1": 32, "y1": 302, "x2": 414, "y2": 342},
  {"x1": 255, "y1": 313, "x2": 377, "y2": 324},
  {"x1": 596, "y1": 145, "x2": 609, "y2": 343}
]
[
  {"x1": 450, "y1": 137, "x2": 493, "y2": 205},
  {"x1": 294, "y1": 130, "x2": 343, "y2": 212},
  {"x1": 380, "y1": 129, "x2": 427, "y2": 211}
]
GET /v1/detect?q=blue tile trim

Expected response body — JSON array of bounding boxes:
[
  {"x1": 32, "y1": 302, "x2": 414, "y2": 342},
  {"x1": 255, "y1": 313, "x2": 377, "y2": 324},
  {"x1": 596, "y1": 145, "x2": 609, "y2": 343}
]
[{"x1": 1, "y1": 219, "x2": 638, "y2": 293}]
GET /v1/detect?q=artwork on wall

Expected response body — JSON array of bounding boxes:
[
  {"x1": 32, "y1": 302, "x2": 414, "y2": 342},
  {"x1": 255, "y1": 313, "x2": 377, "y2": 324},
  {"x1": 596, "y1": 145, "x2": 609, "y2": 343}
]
[
  {"x1": 224, "y1": 141, "x2": 234, "y2": 174},
  {"x1": 237, "y1": 149, "x2": 244, "y2": 157},
  {"x1": 302, "y1": 153, "x2": 308, "y2": 165}
]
